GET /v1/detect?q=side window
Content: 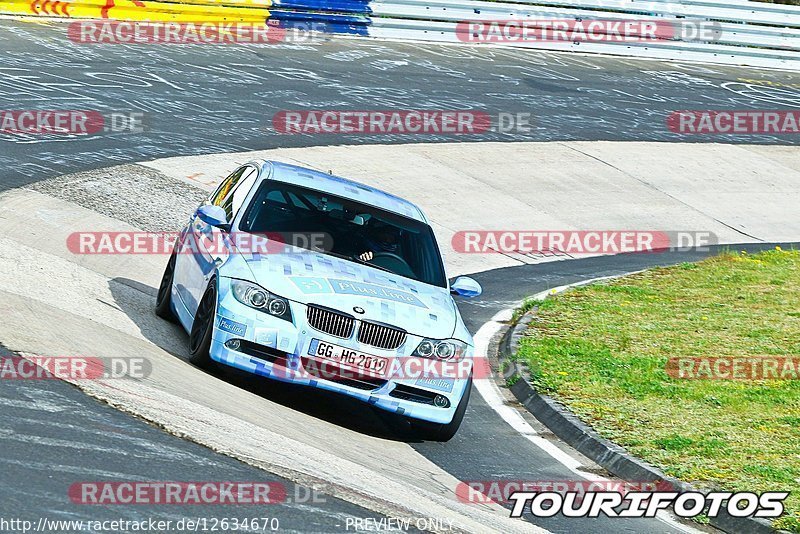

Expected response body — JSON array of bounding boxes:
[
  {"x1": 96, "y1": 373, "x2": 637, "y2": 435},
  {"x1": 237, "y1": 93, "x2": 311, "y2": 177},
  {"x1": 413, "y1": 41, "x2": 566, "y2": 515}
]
[
  {"x1": 220, "y1": 166, "x2": 258, "y2": 221},
  {"x1": 210, "y1": 167, "x2": 246, "y2": 207}
]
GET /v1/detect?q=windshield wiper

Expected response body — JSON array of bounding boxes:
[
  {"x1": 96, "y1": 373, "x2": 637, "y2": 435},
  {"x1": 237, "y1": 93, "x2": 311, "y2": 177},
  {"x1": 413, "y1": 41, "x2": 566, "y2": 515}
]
[{"x1": 326, "y1": 251, "x2": 393, "y2": 274}]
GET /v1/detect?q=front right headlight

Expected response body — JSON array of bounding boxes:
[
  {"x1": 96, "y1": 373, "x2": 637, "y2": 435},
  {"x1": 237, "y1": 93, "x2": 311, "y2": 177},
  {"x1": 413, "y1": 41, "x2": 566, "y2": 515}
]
[
  {"x1": 231, "y1": 279, "x2": 293, "y2": 323},
  {"x1": 412, "y1": 338, "x2": 468, "y2": 362}
]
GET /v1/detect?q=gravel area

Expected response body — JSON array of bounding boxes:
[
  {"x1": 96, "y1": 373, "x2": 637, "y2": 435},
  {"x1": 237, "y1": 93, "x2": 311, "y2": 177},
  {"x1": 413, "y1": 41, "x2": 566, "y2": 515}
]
[{"x1": 28, "y1": 164, "x2": 205, "y2": 231}]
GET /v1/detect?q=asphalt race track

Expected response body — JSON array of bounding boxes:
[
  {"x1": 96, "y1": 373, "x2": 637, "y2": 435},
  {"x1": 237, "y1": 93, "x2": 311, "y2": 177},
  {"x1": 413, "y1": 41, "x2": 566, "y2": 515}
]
[
  {"x1": 1, "y1": 16, "x2": 800, "y2": 534},
  {"x1": 0, "y1": 345, "x2": 426, "y2": 533},
  {"x1": 2, "y1": 19, "x2": 800, "y2": 190}
]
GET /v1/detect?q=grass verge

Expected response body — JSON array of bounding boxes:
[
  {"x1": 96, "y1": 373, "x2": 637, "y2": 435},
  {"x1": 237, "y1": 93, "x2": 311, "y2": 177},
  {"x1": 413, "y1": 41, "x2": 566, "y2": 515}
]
[{"x1": 515, "y1": 248, "x2": 800, "y2": 531}]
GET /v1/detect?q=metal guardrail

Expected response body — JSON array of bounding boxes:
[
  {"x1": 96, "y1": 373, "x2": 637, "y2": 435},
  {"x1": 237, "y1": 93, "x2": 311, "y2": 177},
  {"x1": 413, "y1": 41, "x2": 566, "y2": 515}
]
[
  {"x1": 3, "y1": 0, "x2": 271, "y2": 22},
  {"x1": 3, "y1": 0, "x2": 799, "y2": 69},
  {"x1": 269, "y1": 0, "x2": 800, "y2": 69},
  {"x1": 482, "y1": 0, "x2": 800, "y2": 26},
  {"x1": 277, "y1": 0, "x2": 800, "y2": 69},
  {"x1": 365, "y1": 17, "x2": 800, "y2": 69},
  {"x1": 369, "y1": 0, "x2": 800, "y2": 51}
]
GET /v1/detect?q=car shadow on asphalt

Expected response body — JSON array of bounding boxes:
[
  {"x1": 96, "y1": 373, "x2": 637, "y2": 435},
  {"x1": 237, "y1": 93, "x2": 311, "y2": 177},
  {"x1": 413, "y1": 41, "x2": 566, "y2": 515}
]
[{"x1": 108, "y1": 277, "x2": 427, "y2": 444}]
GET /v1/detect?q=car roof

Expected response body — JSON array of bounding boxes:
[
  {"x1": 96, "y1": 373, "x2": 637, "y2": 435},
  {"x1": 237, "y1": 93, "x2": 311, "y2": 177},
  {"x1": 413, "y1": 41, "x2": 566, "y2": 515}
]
[{"x1": 255, "y1": 160, "x2": 428, "y2": 223}]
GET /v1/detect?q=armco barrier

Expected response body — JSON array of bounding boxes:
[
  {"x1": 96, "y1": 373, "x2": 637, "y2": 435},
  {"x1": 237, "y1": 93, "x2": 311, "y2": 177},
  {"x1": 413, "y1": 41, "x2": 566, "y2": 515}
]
[
  {"x1": 269, "y1": 0, "x2": 800, "y2": 69},
  {"x1": 269, "y1": 9, "x2": 371, "y2": 35},
  {"x1": 2, "y1": 0, "x2": 800, "y2": 69},
  {"x1": 370, "y1": 19, "x2": 800, "y2": 69},
  {"x1": 1, "y1": 0, "x2": 271, "y2": 22},
  {"x1": 368, "y1": 0, "x2": 800, "y2": 50}
]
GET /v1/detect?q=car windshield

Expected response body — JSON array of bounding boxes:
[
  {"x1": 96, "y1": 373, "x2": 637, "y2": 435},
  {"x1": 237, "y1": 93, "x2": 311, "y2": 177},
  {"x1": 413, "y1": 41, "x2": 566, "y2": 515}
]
[{"x1": 240, "y1": 180, "x2": 447, "y2": 288}]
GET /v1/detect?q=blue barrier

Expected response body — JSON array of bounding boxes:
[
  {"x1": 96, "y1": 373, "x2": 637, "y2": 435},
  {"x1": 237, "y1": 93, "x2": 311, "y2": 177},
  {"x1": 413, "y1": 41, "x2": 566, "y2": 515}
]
[
  {"x1": 270, "y1": 10, "x2": 371, "y2": 35},
  {"x1": 272, "y1": 0, "x2": 372, "y2": 14}
]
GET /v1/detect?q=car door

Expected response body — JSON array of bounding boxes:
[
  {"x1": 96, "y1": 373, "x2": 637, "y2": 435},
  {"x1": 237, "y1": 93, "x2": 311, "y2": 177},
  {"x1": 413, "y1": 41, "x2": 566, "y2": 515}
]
[{"x1": 175, "y1": 165, "x2": 259, "y2": 316}]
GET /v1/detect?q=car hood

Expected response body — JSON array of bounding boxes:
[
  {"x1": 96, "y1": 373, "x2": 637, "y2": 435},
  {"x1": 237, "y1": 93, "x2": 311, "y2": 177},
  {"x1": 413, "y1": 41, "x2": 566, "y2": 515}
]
[{"x1": 230, "y1": 251, "x2": 458, "y2": 339}]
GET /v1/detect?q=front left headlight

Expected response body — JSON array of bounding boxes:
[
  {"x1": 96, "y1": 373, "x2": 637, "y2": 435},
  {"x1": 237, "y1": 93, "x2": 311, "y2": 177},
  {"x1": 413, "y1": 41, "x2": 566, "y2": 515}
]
[
  {"x1": 231, "y1": 279, "x2": 293, "y2": 323},
  {"x1": 412, "y1": 338, "x2": 469, "y2": 362}
]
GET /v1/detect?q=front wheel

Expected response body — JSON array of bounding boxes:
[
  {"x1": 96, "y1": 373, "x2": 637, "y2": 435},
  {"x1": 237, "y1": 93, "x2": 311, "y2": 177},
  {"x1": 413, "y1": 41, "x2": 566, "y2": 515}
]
[
  {"x1": 412, "y1": 374, "x2": 472, "y2": 442},
  {"x1": 155, "y1": 252, "x2": 178, "y2": 322},
  {"x1": 188, "y1": 280, "x2": 217, "y2": 368}
]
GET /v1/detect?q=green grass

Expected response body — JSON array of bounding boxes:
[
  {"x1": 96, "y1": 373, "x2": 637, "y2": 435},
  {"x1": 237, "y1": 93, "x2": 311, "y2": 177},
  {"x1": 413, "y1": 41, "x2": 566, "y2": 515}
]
[{"x1": 515, "y1": 248, "x2": 800, "y2": 531}]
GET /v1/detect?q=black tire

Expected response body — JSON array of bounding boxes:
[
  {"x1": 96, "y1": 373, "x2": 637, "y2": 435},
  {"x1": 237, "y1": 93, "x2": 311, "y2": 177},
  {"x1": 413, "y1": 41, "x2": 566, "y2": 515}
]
[
  {"x1": 188, "y1": 280, "x2": 217, "y2": 368},
  {"x1": 413, "y1": 374, "x2": 472, "y2": 442},
  {"x1": 155, "y1": 252, "x2": 178, "y2": 322}
]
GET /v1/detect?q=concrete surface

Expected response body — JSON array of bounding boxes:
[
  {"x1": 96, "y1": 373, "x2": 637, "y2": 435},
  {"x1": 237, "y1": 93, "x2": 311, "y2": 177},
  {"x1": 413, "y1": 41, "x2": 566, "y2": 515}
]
[
  {"x1": 0, "y1": 344, "x2": 425, "y2": 533},
  {"x1": 4, "y1": 139, "x2": 798, "y2": 532},
  {"x1": 1, "y1": 17, "x2": 799, "y2": 532},
  {"x1": 141, "y1": 141, "x2": 800, "y2": 275}
]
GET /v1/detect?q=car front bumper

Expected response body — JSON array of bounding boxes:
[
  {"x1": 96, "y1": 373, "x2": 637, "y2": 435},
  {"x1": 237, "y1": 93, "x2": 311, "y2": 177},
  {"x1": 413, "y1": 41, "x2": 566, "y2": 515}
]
[{"x1": 208, "y1": 278, "x2": 473, "y2": 425}]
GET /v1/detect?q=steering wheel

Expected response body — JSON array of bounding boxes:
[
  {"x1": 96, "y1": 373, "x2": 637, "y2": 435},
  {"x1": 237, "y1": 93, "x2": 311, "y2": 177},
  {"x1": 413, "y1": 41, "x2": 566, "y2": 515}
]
[{"x1": 369, "y1": 252, "x2": 416, "y2": 278}]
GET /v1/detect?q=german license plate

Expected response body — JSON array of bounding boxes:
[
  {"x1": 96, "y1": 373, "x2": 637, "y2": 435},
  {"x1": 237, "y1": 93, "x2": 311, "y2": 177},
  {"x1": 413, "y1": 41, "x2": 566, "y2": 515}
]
[{"x1": 308, "y1": 339, "x2": 389, "y2": 377}]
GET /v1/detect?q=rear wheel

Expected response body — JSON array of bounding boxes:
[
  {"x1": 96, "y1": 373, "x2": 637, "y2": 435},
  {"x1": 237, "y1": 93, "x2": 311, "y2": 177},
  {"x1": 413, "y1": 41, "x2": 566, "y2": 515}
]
[
  {"x1": 155, "y1": 252, "x2": 178, "y2": 322},
  {"x1": 188, "y1": 280, "x2": 217, "y2": 368},
  {"x1": 413, "y1": 374, "x2": 472, "y2": 442}
]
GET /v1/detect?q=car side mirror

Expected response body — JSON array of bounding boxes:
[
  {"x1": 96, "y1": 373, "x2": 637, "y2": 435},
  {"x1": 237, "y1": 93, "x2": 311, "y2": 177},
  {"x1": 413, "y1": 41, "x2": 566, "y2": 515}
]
[
  {"x1": 197, "y1": 205, "x2": 229, "y2": 230},
  {"x1": 450, "y1": 276, "x2": 482, "y2": 298}
]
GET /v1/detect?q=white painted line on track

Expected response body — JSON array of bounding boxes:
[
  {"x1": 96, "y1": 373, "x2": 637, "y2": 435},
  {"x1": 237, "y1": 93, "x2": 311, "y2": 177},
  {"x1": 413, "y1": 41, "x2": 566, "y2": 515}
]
[
  {"x1": 473, "y1": 308, "x2": 590, "y2": 474},
  {"x1": 472, "y1": 278, "x2": 703, "y2": 534}
]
